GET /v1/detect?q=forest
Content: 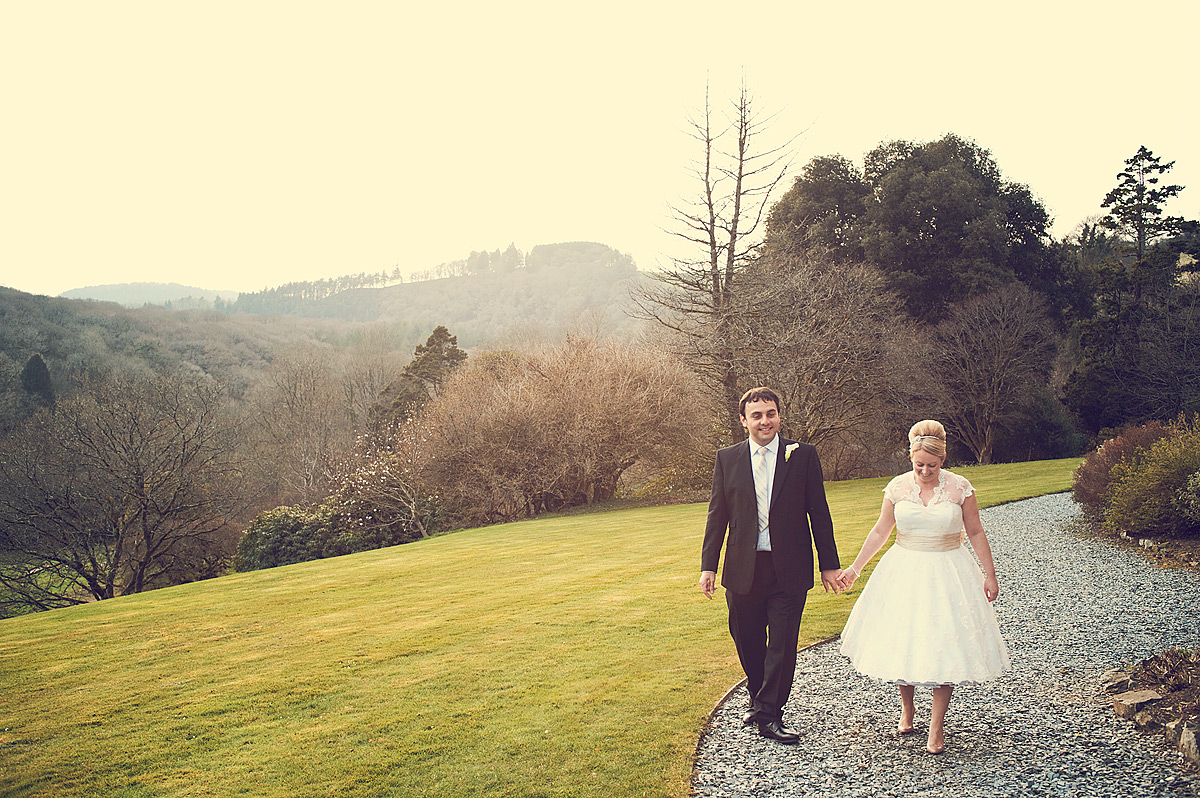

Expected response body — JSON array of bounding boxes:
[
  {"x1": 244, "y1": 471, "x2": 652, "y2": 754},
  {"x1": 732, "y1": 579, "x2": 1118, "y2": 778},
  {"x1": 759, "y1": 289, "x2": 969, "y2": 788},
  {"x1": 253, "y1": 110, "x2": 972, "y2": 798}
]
[{"x1": 0, "y1": 92, "x2": 1197, "y2": 615}]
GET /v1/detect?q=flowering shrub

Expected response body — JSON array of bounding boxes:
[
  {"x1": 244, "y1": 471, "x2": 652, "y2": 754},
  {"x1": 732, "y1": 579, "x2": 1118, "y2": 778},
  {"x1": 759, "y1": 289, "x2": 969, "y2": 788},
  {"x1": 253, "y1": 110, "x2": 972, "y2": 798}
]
[
  {"x1": 235, "y1": 423, "x2": 444, "y2": 571},
  {"x1": 328, "y1": 423, "x2": 442, "y2": 546}
]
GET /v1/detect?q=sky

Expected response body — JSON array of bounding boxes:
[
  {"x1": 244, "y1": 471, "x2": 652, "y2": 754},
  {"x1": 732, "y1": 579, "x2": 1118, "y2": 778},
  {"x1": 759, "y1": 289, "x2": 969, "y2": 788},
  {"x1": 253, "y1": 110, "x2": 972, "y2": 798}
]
[{"x1": 2, "y1": 1, "x2": 1198, "y2": 298}]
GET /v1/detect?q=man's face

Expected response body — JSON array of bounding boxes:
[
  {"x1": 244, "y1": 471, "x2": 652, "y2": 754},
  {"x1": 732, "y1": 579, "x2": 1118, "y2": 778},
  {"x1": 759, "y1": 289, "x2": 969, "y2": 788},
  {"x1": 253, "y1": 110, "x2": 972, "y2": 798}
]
[{"x1": 740, "y1": 399, "x2": 779, "y2": 448}]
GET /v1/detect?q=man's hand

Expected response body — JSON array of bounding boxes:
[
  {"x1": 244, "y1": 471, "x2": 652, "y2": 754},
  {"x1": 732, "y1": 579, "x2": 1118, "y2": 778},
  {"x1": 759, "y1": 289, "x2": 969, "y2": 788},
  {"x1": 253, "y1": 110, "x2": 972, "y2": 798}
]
[
  {"x1": 699, "y1": 570, "x2": 717, "y2": 599},
  {"x1": 820, "y1": 569, "x2": 845, "y2": 594}
]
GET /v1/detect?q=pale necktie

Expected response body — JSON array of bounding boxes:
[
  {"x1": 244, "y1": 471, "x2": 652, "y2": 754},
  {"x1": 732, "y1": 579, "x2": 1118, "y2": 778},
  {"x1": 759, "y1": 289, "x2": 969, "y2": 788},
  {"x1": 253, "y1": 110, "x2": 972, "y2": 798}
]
[{"x1": 754, "y1": 446, "x2": 770, "y2": 535}]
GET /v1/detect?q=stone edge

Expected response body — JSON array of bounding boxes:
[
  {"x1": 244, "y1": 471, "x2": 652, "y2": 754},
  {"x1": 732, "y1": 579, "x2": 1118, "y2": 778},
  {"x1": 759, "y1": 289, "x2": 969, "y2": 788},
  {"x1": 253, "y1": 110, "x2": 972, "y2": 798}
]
[{"x1": 689, "y1": 634, "x2": 842, "y2": 791}]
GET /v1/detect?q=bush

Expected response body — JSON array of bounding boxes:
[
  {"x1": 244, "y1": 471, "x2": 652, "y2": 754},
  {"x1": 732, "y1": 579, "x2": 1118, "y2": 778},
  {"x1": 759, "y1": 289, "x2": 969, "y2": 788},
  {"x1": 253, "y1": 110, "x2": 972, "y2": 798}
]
[
  {"x1": 1103, "y1": 417, "x2": 1200, "y2": 540},
  {"x1": 1173, "y1": 470, "x2": 1200, "y2": 530},
  {"x1": 235, "y1": 505, "x2": 336, "y2": 571},
  {"x1": 418, "y1": 338, "x2": 705, "y2": 525},
  {"x1": 235, "y1": 466, "x2": 443, "y2": 572},
  {"x1": 1072, "y1": 421, "x2": 1169, "y2": 518}
]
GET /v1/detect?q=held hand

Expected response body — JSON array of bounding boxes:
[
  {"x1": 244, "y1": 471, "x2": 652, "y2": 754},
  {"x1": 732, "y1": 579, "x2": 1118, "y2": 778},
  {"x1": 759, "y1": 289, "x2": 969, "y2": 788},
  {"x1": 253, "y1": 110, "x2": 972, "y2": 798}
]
[
  {"x1": 699, "y1": 571, "x2": 717, "y2": 599},
  {"x1": 983, "y1": 573, "x2": 999, "y2": 603}
]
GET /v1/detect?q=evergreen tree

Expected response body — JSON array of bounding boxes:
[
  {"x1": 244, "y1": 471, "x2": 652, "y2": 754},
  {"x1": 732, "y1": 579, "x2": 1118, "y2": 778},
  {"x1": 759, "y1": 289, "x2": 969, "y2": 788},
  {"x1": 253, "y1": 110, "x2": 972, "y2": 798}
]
[
  {"x1": 1063, "y1": 148, "x2": 1197, "y2": 431},
  {"x1": 763, "y1": 134, "x2": 1057, "y2": 322},
  {"x1": 1101, "y1": 145, "x2": 1186, "y2": 261},
  {"x1": 18, "y1": 354, "x2": 54, "y2": 408},
  {"x1": 371, "y1": 326, "x2": 467, "y2": 424}
]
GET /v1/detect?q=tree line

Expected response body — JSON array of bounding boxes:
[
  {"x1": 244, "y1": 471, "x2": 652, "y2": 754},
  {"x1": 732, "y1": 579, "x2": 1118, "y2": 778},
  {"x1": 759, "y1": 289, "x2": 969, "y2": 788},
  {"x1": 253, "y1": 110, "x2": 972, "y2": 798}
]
[
  {"x1": 224, "y1": 243, "x2": 527, "y2": 315},
  {"x1": 635, "y1": 84, "x2": 1196, "y2": 469}
]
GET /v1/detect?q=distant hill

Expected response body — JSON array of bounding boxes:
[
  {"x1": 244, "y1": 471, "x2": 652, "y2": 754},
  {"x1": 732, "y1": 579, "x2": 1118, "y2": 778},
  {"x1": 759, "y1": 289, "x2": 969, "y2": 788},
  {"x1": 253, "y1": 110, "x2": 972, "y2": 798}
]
[
  {"x1": 229, "y1": 242, "x2": 649, "y2": 346},
  {"x1": 52, "y1": 243, "x2": 649, "y2": 346},
  {"x1": 0, "y1": 241, "x2": 654, "y2": 429},
  {"x1": 60, "y1": 282, "x2": 240, "y2": 308}
]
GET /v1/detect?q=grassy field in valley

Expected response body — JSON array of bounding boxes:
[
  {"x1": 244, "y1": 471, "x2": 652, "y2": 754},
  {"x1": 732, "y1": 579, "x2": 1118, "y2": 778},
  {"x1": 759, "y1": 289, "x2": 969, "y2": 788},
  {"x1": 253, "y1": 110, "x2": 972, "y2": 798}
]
[{"x1": 0, "y1": 458, "x2": 1080, "y2": 797}]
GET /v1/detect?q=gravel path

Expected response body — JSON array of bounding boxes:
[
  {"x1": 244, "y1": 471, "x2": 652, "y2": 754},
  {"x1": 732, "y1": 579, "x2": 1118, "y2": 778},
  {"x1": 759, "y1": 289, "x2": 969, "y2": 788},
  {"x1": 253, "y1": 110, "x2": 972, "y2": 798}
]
[{"x1": 692, "y1": 493, "x2": 1200, "y2": 797}]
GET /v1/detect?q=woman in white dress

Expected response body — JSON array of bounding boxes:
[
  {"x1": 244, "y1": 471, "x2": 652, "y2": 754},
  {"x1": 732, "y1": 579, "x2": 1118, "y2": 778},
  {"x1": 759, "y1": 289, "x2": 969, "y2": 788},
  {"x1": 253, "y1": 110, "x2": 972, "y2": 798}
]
[{"x1": 837, "y1": 420, "x2": 1009, "y2": 754}]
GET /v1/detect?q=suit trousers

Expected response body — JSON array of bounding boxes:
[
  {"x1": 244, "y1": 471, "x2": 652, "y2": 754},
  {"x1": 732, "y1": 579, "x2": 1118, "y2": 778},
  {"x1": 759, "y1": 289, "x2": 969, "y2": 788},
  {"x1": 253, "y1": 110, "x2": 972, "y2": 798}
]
[{"x1": 726, "y1": 550, "x2": 807, "y2": 723}]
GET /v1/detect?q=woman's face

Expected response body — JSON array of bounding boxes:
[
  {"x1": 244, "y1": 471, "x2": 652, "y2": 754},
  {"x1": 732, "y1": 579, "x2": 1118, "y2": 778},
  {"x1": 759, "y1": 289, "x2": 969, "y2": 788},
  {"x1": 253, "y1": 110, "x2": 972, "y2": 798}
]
[{"x1": 911, "y1": 449, "x2": 944, "y2": 485}]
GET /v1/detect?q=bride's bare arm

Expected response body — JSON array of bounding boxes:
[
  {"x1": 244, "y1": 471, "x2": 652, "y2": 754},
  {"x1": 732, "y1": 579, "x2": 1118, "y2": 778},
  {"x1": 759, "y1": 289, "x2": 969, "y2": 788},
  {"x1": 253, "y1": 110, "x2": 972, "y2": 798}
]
[
  {"x1": 962, "y1": 494, "x2": 999, "y2": 601},
  {"x1": 840, "y1": 498, "x2": 896, "y2": 588}
]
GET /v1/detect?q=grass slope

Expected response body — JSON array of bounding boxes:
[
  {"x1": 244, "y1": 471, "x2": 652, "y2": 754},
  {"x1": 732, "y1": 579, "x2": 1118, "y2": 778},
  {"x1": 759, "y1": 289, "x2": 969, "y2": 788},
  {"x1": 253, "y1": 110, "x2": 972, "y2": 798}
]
[{"x1": 0, "y1": 459, "x2": 1079, "y2": 797}]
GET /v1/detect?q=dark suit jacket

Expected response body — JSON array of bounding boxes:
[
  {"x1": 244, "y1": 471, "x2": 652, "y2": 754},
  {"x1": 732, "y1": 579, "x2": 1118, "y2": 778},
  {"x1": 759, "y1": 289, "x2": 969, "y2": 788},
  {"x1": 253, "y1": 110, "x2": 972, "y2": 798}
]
[{"x1": 701, "y1": 437, "x2": 839, "y2": 597}]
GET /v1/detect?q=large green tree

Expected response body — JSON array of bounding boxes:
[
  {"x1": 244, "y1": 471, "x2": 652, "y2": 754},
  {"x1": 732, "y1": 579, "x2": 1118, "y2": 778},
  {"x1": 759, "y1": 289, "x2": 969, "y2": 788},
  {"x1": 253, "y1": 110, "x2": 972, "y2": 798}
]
[
  {"x1": 764, "y1": 134, "x2": 1057, "y2": 322},
  {"x1": 763, "y1": 155, "x2": 870, "y2": 257}
]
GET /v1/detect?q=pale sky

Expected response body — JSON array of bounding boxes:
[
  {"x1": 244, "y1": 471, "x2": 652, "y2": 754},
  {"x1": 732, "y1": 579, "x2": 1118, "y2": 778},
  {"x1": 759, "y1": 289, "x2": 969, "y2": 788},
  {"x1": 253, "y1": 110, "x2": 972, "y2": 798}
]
[{"x1": 2, "y1": 1, "x2": 1197, "y2": 298}]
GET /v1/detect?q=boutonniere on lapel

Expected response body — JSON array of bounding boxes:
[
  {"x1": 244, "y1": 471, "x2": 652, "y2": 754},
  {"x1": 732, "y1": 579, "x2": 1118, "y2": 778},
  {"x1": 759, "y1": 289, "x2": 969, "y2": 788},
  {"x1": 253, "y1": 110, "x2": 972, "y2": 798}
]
[{"x1": 784, "y1": 443, "x2": 799, "y2": 462}]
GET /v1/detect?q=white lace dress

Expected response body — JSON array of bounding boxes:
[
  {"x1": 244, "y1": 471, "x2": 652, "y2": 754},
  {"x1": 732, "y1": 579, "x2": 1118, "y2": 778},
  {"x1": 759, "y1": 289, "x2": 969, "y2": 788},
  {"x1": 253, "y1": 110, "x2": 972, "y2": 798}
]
[{"x1": 839, "y1": 470, "x2": 1010, "y2": 686}]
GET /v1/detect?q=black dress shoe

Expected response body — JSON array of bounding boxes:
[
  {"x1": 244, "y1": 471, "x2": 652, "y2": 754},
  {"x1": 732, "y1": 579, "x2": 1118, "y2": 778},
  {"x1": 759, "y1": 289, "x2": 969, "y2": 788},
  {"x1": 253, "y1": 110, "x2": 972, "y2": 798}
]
[{"x1": 757, "y1": 720, "x2": 800, "y2": 744}]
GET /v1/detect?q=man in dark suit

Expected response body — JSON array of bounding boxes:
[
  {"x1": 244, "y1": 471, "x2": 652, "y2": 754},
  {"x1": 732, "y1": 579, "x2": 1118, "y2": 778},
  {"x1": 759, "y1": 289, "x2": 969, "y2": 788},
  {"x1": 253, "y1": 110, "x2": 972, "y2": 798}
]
[{"x1": 700, "y1": 386, "x2": 843, "y2": 744}]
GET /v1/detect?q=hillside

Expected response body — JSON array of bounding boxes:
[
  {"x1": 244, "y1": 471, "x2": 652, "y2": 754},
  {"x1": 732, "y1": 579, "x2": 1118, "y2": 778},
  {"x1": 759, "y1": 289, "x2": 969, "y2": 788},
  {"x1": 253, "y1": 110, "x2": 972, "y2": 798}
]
[
  {"x1": 60, "y1": 282, "x2": 241, "y2": 308},
  {"x1": 231, "y1": 242, "x2": 649, "y2": 344},
  {"x1": 0, "y1": 242, "x2": 650, "y2": 426},
  {"x1": 0, "y1": 287, "x2": 430, "y2": 422}
]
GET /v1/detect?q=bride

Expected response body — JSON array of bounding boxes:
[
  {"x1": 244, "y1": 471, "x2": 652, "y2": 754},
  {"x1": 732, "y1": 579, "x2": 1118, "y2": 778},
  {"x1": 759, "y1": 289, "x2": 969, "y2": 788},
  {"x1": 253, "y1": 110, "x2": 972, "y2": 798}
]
[{"x1": 837, "y1": 420, "x2": 1009, "y2": 754}]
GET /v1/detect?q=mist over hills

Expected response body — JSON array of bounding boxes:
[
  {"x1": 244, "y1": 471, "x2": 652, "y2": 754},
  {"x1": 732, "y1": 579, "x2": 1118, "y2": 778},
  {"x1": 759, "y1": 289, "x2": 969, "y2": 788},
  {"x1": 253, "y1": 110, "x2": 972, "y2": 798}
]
[
  {"x1": 46, "y1": 242, "x2": 646, "y2": 346},
  {"x1": 0, "y1": 242, "x2": 651, "y2": 418},
  {"x1": 60, "y1": 282, "x2": 241, "y2": 308},
  {"x1": 302, "y1": 242, "x2": 647, "y2": 343}
]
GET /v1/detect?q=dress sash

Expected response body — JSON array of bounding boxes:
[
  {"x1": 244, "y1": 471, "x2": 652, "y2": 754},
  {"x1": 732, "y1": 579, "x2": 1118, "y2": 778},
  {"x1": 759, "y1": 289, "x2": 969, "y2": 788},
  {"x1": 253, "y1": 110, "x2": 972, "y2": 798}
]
[{"x1": 895, "y1": 530, "x2": 963, "y2": 552}]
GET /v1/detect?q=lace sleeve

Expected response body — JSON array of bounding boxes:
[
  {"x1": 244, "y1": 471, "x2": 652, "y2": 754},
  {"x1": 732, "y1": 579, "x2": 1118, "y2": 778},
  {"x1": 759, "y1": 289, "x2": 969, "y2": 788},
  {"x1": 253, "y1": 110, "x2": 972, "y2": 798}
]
[
  {"x1": 882, "y1": 473, "x2": 910, "y2": 505},
  {"x1": 950, "y1": 472, "x2": 976, "y2": 504}
]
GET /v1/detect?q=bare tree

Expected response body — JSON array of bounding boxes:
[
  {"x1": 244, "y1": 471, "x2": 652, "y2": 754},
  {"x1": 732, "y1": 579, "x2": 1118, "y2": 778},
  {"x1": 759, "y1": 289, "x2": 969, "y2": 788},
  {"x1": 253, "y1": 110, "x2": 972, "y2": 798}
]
[
  {"x1": 632, "y1": 80, "x2": 793, "y2": 441},
  {"x1": 726, "y1": 251, "x2": 914, "y2": 478},
  {"x1": 418, "y1": 337, "x2": 706, "y2": 524},
  {"x1": 0, "y1": 373, "x2": 247, "y2": 612},
  {"x1": 338, "y1": 325, "x2": 407, "y2": 427},
  {"x1": 247, "y1": 345, "x2": 353, "y2": 505},
  {"x1": 926, "y1": 284, "x2": 1058, "y2": 464}
]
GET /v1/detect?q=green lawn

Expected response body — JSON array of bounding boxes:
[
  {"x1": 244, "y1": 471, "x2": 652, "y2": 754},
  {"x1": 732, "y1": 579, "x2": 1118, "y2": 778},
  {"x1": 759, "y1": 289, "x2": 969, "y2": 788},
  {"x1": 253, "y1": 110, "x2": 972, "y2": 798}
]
[{"x1": 0, "y1": 458, "x2": 1079, "y2": 797}]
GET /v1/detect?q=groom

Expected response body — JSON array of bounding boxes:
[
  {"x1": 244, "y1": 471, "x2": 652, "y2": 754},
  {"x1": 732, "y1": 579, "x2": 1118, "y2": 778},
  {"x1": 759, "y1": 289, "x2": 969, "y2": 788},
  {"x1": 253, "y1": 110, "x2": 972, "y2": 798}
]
[{"x1": 700, "y1": 387, "x2": 843, "y2": 744}]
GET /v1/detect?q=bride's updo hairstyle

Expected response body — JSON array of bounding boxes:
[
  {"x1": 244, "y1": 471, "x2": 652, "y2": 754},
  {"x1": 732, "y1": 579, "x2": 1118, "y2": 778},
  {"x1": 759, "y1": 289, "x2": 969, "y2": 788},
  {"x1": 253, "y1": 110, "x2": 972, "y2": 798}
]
[{"x1": 908, "y1": 419, "x2": 947, "y2": 461}]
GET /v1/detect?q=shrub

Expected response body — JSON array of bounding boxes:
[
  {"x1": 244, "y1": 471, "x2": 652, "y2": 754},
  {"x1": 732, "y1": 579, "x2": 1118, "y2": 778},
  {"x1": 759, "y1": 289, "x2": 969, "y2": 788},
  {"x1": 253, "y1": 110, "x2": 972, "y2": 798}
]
[
  {"x1": 234, "y1": 505, "x2": 336, "y2": 571},
  {"x1": 1072, "y1": 421, "x2": 1169, "y2": 518},
  {"x1": 418, "y1": 338, "x2": 705, "y2": 525},
  {"x1": 235, "y1": 447, "x2": 444, "y2": 572},
  {"x1": 1103, "y1": 417, "x2": 1200, "y2": 540},
  {"x1": 1175, "y1": 470, "x2": 1200, "y2": 529}
]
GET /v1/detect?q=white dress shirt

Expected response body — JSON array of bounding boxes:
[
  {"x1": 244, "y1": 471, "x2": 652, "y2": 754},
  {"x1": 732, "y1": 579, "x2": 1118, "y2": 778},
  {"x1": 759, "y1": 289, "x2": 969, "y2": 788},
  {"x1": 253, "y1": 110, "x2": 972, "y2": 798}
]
[{"x1": 750, "y1": 435, "x2": 779, "y2": 551}]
